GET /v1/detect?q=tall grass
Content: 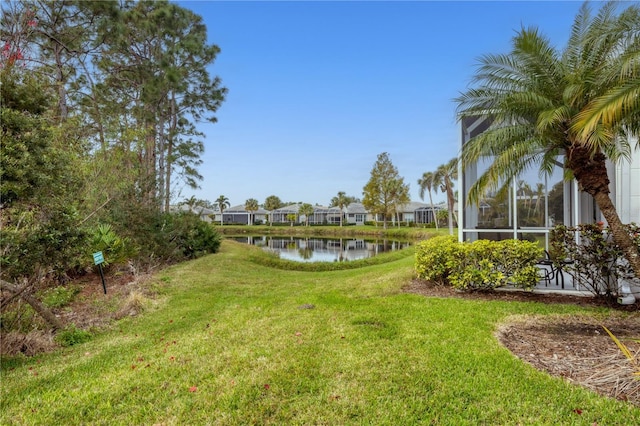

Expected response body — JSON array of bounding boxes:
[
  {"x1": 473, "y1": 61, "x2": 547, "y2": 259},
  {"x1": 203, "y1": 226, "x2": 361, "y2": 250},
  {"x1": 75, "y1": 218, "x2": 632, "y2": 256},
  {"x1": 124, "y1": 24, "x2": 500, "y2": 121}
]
[{"x1": 1, "y1": 241, "x2": 637, "y2": 425}]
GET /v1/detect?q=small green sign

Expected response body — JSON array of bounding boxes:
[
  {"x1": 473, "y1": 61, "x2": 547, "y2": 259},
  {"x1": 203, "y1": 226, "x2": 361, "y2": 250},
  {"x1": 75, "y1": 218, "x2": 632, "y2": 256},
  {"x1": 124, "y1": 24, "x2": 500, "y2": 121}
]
[{"x1": 93, "y1": 251, "x2": 105, "y2": 265}]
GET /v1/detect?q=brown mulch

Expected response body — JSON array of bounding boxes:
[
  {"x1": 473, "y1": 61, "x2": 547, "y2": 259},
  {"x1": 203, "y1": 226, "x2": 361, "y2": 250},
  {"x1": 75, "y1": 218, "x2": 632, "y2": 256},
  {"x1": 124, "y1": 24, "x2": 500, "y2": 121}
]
[{"x1": 404, "y1": 279, "x2": 640, "y2": 407}]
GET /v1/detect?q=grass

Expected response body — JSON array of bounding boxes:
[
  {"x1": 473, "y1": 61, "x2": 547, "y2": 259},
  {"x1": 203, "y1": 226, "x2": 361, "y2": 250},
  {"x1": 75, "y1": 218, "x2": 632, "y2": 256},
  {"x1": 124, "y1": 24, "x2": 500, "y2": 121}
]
[{"x1": 1, "y1": 241, "x2": 638, "y2": 425}]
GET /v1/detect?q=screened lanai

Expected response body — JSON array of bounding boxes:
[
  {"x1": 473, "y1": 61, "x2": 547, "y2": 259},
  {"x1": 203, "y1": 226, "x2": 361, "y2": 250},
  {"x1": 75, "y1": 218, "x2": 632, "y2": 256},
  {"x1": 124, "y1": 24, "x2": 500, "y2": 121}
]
[{"x1": 457, "y1": 116, "x2": 599, "y2": 250}]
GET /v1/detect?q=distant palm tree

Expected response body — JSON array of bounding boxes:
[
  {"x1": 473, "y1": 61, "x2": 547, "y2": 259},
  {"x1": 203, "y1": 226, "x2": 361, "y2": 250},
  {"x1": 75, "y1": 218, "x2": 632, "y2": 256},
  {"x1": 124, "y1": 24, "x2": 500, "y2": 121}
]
[
  {"x1": 299, "y1": 203, "x2": 314, "y2": 227},
  {"x1": 215, "y1": 195, "x2": 230, "y2": 226},
  {"x1": 245, "y1": 198, "x2": 259, "y2": 225},
  {"x1": 456, "y1": 1, "x2": 640, "y2": 276},
  {"x1": 434, "y1": 158, "x2": 458, "y2": 235},
  {"x1": 417, "y1": 171, "x2": 439, "y2": 229},
  {"x1": 330, "y1": 191, "x2": 350, "y2": 226},
  {"x1": 181, "y1": 196, "x2": 205, "y2": 215},
  {"x1": 182, "y1": 195, "x2": 198, "y2": 211}
]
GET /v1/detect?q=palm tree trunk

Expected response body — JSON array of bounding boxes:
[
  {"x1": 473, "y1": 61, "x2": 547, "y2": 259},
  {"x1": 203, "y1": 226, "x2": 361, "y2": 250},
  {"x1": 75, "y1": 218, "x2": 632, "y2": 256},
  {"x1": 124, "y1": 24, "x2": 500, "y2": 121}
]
[
  {"x1": 570, "y1": 147, "x2": 640, "y2": 278},
  {"x1": 428, "y1": 191, "x2": 439, "y2": 229},
  {"x1": 446, "y1": 184, "x2": 455, "y2": 235},
  {"x1": 593, "y1": 191, "x2": 640, "y2": 278}
]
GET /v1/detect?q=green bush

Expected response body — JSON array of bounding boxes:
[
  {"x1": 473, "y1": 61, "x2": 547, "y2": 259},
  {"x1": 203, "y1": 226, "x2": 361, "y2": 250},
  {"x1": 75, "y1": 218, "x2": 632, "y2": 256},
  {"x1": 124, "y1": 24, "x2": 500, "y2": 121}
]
[
  {"x1": 414, "y1": 236, "x2": 459, "y2": 284},
  {"x1": 106, "y1": 200, "x2": 222, "y2": 265},
  {"x1": 170, "y1": 212, "x2": 222, "y2": 259},
  {"x1": 415, "y1": 237, "x2": 543, "y2": 290},
  {"x1": 493, "y1": 239, "x2": 544, "y2": 289},
  {"x1": 449, "y1": 243, "x2": 504, "y2": 290}
]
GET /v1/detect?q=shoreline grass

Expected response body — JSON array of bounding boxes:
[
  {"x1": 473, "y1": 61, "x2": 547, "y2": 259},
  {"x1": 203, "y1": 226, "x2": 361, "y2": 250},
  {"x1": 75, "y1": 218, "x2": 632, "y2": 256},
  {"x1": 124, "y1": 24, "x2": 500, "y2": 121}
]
[
  {"x1": 216, "y1": 224, "x2": 450, "y2": 240},
  {"x1": 1, "y1": 241, "x2": 637, "y2": 425}
]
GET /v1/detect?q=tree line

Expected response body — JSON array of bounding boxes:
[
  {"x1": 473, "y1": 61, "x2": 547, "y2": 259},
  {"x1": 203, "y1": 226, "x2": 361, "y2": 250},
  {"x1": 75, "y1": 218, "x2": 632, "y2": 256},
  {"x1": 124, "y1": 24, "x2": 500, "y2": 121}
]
[{"x1": 1, "y1": 1, "x2": 226, "y2": 329}]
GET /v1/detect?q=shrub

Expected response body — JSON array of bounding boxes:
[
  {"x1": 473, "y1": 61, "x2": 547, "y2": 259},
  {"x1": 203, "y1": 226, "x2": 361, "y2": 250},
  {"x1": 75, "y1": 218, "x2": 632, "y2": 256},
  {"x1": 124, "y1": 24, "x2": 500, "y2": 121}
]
[
  {"x1": 550, "y1": 223, "x2": 640, "y2": 299},
  {"x1": 414, "y1": 236, "x2": 459, "y2": 284},
  {"x1": 415, "y1": 237, "x2": 543, "y2": 290},
  {"x1": 448, "y1": 241, "x2": 504, "y2": 290},
  {"x1": 107, "y1": 201, "x2": 222, "y2": 265},
  {"x1": 169, "y1": 212, "x2": 222, "y2": 259},
  {"x1": 494, "y1": 239, "x2": 543, "y2": 289},
  {"x1": 90, "y1": 223, "x2": 135, "y2": 267}
]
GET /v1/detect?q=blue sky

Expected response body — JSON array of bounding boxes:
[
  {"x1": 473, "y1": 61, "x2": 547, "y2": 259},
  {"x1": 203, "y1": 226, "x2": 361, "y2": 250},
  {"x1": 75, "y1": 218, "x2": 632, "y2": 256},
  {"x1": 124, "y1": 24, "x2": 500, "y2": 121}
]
[{"x1": 177, "y1": 0, "x2": 590, "y2": 207}]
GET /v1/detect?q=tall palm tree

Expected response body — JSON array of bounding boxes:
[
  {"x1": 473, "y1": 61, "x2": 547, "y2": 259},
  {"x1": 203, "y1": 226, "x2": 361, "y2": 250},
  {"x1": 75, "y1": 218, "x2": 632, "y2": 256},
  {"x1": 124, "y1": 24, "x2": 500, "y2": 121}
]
[
  {"x1": 244, "y1": 198, "x2": 259, "y2": 225},
  {"x1": 434, "y1": 158, "x2": 458, "y2": 235},
  {"x1": 215, "y1": 195, "x2": 230, "y2": 226},
  {"x1": 417, "y1": 171, "x2": 439, "y2": 229},
  {"x1": 330, "y1": 191, "x2": 350, "y2": 226},
  {"x1": 456, "y1": 1, "x2": 640, "y2": 277}
]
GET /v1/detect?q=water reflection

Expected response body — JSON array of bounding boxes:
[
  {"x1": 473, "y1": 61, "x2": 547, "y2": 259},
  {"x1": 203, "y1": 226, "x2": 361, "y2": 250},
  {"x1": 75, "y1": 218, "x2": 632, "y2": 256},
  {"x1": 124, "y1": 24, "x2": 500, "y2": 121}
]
[{"x1": 230, "y1": 236, "x2": 411, "y2": 262}]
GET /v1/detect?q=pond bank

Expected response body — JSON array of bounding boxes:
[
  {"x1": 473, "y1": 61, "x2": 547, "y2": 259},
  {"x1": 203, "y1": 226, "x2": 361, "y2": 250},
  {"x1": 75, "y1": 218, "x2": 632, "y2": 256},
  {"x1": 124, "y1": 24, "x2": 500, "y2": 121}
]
[{"x1": 215, "y1": 224, "x2": 450, "y2": 241}]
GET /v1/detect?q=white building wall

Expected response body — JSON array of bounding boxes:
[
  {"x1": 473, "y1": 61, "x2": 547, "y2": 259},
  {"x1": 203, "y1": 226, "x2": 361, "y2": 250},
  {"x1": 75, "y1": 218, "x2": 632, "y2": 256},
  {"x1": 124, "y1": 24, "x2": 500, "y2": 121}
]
[{"x1": 614, "y1": 136, "x2": 640, "y2": 224}]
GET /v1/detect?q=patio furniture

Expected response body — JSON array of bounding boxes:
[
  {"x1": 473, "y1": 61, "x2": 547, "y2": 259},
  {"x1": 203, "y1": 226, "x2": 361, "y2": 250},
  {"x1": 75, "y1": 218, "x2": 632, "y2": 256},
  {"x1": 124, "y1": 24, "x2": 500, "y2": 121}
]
[{"x1": 536, "y1": 251, "x2": 574, "y2": 289}]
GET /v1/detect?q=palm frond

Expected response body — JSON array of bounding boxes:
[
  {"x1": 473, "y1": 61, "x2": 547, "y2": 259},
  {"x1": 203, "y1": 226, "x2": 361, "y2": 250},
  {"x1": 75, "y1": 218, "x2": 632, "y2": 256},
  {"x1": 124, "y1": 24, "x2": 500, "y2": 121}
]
[{"x1": 575, "y1": 80, "x2": 640, "y2": 141}]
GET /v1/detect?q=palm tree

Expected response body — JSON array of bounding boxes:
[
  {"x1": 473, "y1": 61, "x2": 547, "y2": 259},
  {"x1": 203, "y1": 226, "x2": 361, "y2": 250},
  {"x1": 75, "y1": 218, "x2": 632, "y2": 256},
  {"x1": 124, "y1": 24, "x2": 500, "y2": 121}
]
[
  {"x1": 181, "y1": 195, "x2": 198, "y2": 211},
  {"x1": 516, "y1": 180, "x2": 534, "y2": 220},
  {"x1": 215, "y1": 195, "x2": 230, "y2": 226},
  {"x1": 434, "y1": 158, "x2": 458, "y2": 235},
  {"x1": 244, "y1": 198, "x2": 259, "y2": 225},
  {"x1": 299, "y1": 203, "x2": 314, "y2": 227},
  {"x1": 180, "y1": 196, "x2": 206, "y2": 215},
  {"x1": 330, "y1": 191, "x2": 350, "y2": 227},
  {"x1": 456, "y1": 1, "x2": 640, "y2": 277},
  {"x1": 417, "y1": 171, "x2": 439, "y2": 229}
]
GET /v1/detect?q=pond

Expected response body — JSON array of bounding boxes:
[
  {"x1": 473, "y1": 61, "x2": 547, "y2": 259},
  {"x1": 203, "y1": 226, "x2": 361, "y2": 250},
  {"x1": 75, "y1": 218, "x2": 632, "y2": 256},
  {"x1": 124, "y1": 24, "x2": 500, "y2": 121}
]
[{"x1": 228, "y1": 236, "x2": 411, "y2": 262}]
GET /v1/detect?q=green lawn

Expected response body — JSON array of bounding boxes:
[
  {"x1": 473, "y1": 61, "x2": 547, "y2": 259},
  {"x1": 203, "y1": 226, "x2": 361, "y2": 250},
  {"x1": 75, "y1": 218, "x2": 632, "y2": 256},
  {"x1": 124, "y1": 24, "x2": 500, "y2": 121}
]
[{"x1": 1, "y1": 241, "x2": 638, "y2": 425}]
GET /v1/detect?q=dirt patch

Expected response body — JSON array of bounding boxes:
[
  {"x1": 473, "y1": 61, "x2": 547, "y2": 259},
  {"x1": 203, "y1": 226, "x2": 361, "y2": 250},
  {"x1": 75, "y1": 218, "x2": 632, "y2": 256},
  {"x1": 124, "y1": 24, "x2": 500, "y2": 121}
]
[
  {"x1": 58, "y1": 270, "x2": 150, "y2": 329},
  {"x1": 1, "y1": 269, "x2": 153, "y2": 356},
  {"x1": 405, "y1": 279, "x2": 640, "y2": 407}
]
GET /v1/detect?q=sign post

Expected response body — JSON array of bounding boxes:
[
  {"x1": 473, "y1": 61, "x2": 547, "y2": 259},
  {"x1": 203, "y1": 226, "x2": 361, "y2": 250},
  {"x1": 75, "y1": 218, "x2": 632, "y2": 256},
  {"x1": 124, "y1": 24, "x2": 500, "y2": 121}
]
[{"x1": 93, "y1": 251, "x2": 107, "y2": 294}]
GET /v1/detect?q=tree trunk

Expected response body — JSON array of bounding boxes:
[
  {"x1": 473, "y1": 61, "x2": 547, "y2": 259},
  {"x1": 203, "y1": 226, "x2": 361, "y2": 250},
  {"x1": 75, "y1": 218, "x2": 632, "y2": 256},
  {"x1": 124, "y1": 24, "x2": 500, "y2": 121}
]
[
  {"x1": 446, "y1": 183, "x2": 455, "y2": 236},
  {"x1": 593, "y1": 191, "x2": 640, "y2": 278},
  {"x1": 0, "y1": 279, "x2": 64, "y2": 331},
  {"x1": 164, "y1": 94, "x2": 177, "y2": 213},
  {"x1": 143, "y1": 119, "x2": 157, "y2": 207},
  {"x1": 428, "y1": 191, "x2": 439, "y2": 230},
  {"x1": 570, "y1": 147, "x2": 640, "y2": 278}
]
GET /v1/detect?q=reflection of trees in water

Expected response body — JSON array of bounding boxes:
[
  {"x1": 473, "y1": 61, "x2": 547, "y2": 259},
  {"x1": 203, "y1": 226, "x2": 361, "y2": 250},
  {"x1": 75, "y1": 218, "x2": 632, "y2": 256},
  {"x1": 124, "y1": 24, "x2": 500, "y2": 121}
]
[
  {"x1": 238, "y1": 236, "x2": 408, "y2": 261},
  {"x1": 298, "y1": 247, "x2": 313, "y2": 260}
]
